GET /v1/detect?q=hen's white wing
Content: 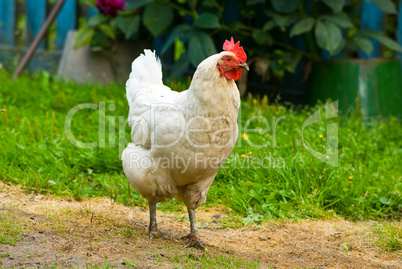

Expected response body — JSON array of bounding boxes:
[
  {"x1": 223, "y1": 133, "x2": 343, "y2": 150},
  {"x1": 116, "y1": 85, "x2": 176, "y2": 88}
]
[{"x1": 125, "y1": 50, "x2": 180, "y2": 148}]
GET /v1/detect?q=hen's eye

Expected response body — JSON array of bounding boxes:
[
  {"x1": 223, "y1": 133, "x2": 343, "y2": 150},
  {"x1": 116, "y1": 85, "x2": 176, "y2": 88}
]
[{"x1": 227, "y1": 57, "x2": 231, "y2": 61}]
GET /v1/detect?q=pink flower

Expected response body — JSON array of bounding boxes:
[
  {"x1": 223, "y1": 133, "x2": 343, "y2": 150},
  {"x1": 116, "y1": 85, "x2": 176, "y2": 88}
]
[{"x1": 96, "y1": 0, "x2": 126, "y2": 18}]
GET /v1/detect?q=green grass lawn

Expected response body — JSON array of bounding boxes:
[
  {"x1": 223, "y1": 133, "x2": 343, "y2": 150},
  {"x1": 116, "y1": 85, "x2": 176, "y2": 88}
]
[{"x1": 0, "y1": 69, "x2": 401, "y2": 222}]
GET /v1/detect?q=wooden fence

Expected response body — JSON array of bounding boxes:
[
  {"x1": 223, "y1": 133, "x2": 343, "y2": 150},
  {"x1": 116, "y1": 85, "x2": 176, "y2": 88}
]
[{"x1": 0, "y1": 0, "x2": 94, "y2": 73}]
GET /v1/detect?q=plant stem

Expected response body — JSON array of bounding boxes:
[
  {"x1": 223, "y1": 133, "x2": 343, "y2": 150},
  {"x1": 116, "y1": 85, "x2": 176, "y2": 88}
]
[{"x1": 165, "y1": 2, "x2": 198, "y2": 20}]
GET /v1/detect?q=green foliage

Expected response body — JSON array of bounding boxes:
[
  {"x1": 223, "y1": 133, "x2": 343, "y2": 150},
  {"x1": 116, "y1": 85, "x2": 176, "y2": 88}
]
[
  {"x1": 188, "y1": 32, "x2": 217, "y2": 66},
  {"x1": 0, "y1": 70, "x2": 402, "y2": 221},
  {"x1": 315, "y1": 20, "x2": 343, "y2": 55},
  {"x1": 143, "y1": 3, "x2": 174, "y2": 37},
  {"x1": 73, "y1": 0, "x2": 402, "y2": 81},
  {"x1": 73, "y1": 27, "x2": 94, "y2": 49},
  {"x1": 321, "y1": 0, "x2": 345, "y2": 12},
  {"x1": 372, "y1": 0, "x2": 397, "y2": 14},
  {"x1": 115, "y1": 15, "x2": 140, "y2": 39},
  {"x1": 194, "y1": 13, "x2": 221, "y2": 29},
  {"x1": 290, "y1": 17, "x2": 316, "y2": 37}
]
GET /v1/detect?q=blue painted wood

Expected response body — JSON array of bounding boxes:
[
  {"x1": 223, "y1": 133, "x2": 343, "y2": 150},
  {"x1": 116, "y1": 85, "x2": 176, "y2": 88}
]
[
  {"x1": 0, "y1": 0, "x2": 16, "y2": 46},
  {"x1": 88, "y1": 6, "x2": 98, "y2": 17},
  {"x1": 56, "y1": 0, "x2": 77, "y2": 50},
  {"x1": 360, "y1": 0, "x2": 384, "y2": 58},
  {"x1": 397, "y1": 0, "x2": 402, "y2": 58},
  {"x1": 26, "y1": 0, "x2": 46, "y2": 49}
]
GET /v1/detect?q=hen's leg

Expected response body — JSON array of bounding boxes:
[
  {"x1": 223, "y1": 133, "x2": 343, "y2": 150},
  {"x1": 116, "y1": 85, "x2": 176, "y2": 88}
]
[
  {"x1": 148, "y1": 202, "x2": 158, "y2": 239},
  {"x1": 148, "y1": 201, "x2": 171, "y2": 239},
  {"x1": 182, "y1": 207, "x2": 205, "y2": 250}
]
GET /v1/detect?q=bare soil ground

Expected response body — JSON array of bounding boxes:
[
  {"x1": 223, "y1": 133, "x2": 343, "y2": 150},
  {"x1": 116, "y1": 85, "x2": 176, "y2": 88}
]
[{"x1": 1, "y1": 181, "x2": 401, "y2": 269}]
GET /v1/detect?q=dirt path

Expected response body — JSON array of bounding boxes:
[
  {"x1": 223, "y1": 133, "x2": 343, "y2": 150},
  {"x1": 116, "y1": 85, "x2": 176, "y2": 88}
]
[{"x1": 0, "y1": 181, "x2": 401, "y2": 268}]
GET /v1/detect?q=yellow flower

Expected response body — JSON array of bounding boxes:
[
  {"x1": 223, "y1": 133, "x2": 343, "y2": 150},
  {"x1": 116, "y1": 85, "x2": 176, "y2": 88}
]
[
  {"x1": 319, "y1": 134, "x2": 324, "y2": 139},
  {"x1": 241, "y1": 133, "x2": 248, "y2": 141},
  {"x1": 241, "y1": 154, "x2": 246, "y2": 158},
  {"x1": 349, "y1": 176, "x2": 352, "y2": 180},
  {"x1": 249, "y1": 151, "x2": 252, "y2": 155}
]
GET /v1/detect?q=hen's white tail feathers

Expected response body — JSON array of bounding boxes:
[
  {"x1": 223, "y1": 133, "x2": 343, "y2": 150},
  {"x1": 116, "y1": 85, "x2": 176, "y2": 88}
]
[{"x1": 126, "y1": 50, "x2": 163, "y2": 100}]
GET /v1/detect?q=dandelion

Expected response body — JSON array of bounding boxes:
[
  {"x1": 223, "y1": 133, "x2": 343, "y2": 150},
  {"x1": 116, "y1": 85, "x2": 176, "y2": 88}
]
[
  {"x1": 319, "y1": 134, "x2": 324, "y2": 139},
  {"x1": 241, "y1": 154, "x2": 246, "y2": 158},
  {"x1": 349, "y1": 176, "x2": 352, "y2": 180},
  {"x1": 249, "y1": 151, "x2": 252, "y2": 155},
  {"x1": 241, "y1": 133, "x2": 248, "y2": 141}
]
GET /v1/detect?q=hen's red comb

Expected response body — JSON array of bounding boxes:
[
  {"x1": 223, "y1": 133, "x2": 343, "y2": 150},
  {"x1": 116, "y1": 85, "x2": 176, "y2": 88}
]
[{"x1": 223, "y1": 37, "x2": 247, "y2": 63}]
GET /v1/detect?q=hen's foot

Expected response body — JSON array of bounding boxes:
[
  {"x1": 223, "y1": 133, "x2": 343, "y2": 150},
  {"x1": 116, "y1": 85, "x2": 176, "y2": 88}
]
[
  {"x1": 182, "y1": 233, "x2": 205, "y2": 250},
  {"x1": 149, "y1": 229, "x2": 172, "y2": 240}
]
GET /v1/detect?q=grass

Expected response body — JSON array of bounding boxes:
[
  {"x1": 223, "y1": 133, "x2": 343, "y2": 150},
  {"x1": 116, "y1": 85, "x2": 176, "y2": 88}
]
[
  {"x1": 372, "y1": 222, "x2": 402, "y2": 251},
  {"x1": 171, "y1": 251, "x2": 261, "y2": 268},
  {"x1": 0, "y1": 69, "x2": 401, "y2": 222},
  {"x1": 0, "y1": 212, "x2": 25, "y2": 245}
]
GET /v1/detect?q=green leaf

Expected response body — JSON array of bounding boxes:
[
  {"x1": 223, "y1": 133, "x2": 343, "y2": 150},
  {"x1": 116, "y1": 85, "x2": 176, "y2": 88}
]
[
  {"x1": 252, "y1": 29, "x2": 272, "y2": 45},
  {"x1": 73, "y1": 27, "x2": 94, "y2": 49},
  {"x1": 270, "y1": 0, "x2": 300, "y2": 13},
  {"x1": 263, "y1": 21, "x2": 276, "y2": 32},
  {"x1": 99, "y1": 24, "x2": 115, "y2": 39},
  {"x1": 115, "y1": 15, "x2": 140, "y2": 39},
  {"x1": 188, "y1": 32, "x2": 217, "y2": 67},
  {"x1": 379, "y1": 197, "x2": 393, "y2": 205},
  {"x1": 202, "y1": 0, "x2": 220, "y2": 8},
  {"x1": 87, "y1": 14, "x2": 108, "y2": 27},
  {"x1": 358, "y1": 30, "x2": 402, "y2": 52},
  {"x1": 125, "y1": 0, "x2": 154, "y2": 9},
  {"x1": 353, "y1": 36, "x2": 374, "y2": 55},
  {"x1": 315, "y1": 20, "x2": 343, "y2": 55},
  {"x1": 174, "y1": 38, "x2": 186, "y2": 61},
  {"x1": 143, "y1": 3, "x2": 174, "y2": 37},
  {"x1": 290, "y1": 17, "x2": 315, "y2": 37},
  {"x1": 321, "y1": 0, "x2": 345, "y2": 12},
  {"x1": 160, "y1": 25, "x2": 193, "y2": 55},
  {"x1": 372, "y1": 0, "x2": 397, "y2": 14},
  {"x1": 194, "y1": 12, "x2": 220, "y2": 29},
  {"x1": 270, "y1": 12, "x2": 293, "y2": 27},
  {"x1": 320, "y1": 12, "x2": 353, "y2": 28}
]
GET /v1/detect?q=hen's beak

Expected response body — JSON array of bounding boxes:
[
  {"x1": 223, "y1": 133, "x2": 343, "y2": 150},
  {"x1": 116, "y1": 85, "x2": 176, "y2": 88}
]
[{"x1": 238, "y1": 62, "x2": 249, "y2": 71}]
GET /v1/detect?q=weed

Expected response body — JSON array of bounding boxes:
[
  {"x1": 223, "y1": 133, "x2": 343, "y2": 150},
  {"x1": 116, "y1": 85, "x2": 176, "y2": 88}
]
[
  {"x1": 172, "y1": 250, "x2": 261, "y2": 268},
  {"x1": 340, "y1": 243, "x2": 349, "y2": 254},
  {"x1": 0, "y1": 212, "x2": 25, "y2": 245},
  {"x1": 372, "y1": 223, "x2": 402, "y2": 251}
]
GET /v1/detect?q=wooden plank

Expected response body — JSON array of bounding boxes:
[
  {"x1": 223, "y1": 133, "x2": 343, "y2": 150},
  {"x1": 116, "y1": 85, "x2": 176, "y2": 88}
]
[
  {"x1": 56, "y1": 0, "x2": 77, "y2": 50},
  {"x1": 397, "y1": 0, "x2": 402, "y2": 58},
  {"x1": 0, "y1": 0, "x2": 16, "y2": 46},
  {"x1": 26, "y1": 0, "x2": 47, "y2": 49},
  {"x1": 360, "y1": 1, "x2": 384, "y2": 58},
  {"x1": 0, "y1": 45, "x2": 61, "y2": 74}
]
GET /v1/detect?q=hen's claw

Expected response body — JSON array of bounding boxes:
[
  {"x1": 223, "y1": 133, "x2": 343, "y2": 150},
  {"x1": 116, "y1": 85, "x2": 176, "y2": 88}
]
[
  {"x1": 149, "y1": 229, "x2": 172, "y2": 240},
  {"x1": 182, "y1": 233, "x2": 205, "y2": 250}
]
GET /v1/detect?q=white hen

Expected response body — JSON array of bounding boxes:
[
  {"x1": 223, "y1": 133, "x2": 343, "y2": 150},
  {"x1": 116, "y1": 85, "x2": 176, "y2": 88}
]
[{"x1": 122, "y1": 38, "x2": 248, "y2": 249}]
